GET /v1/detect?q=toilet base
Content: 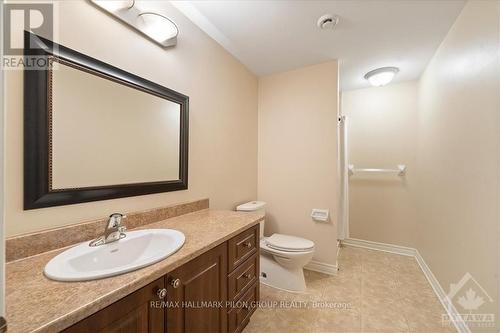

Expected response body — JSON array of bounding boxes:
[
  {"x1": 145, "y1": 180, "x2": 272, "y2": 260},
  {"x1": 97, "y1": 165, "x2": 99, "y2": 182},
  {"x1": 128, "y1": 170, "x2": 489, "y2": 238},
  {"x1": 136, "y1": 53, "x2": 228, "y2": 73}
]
[{"x1": 259, "y1": 252, "x2": 307, "y2": 292}]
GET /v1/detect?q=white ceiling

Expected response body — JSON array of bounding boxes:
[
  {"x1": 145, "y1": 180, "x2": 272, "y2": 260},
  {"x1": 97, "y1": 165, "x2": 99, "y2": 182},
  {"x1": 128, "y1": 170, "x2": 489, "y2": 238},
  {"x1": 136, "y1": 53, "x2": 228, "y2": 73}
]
[{"x1": 171, "y1": 0, "x2": 465, "y2": 91}]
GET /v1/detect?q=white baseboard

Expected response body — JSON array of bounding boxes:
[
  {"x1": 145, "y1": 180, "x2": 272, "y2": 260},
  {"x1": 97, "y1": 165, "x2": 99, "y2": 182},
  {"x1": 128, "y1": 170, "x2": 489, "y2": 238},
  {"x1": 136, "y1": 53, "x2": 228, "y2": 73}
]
[
  {"x1": 342, "y1": 238, "x2": 470, "y2": 333},
  {"x1": 342, "y1": 238, "x2": 416, "y2": 257},
  {"x1": 414, "y1": 250, "x2": 471, "y2": 333},
  {"x1": 304, "y1": 260, "x2": 338, "y2": 275}
]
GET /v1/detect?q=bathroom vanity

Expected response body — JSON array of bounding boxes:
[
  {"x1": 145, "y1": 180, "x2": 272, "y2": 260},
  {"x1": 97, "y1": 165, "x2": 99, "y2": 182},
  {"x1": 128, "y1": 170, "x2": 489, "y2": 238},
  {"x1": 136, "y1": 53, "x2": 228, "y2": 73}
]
[
  {"x1": 64, "y1": 225, "x2": 259, "y2": 333},
  {"x1": 14, "y1": 32, "x2": 262, "y2": 333},
  {"x1": 5, "y1": 205, "x2": 263, "y2": 333}
]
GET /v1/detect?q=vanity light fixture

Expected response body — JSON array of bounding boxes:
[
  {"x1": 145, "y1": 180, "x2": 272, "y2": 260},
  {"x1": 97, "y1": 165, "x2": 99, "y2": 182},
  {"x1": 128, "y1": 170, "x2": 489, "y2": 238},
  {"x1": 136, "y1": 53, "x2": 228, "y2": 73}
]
[
  {"x1": 364, "y1": 67, "x2": 399, "y2": 87},
  {"x1": 90, "y1": 0, "x2": 178, "y2": 48}
]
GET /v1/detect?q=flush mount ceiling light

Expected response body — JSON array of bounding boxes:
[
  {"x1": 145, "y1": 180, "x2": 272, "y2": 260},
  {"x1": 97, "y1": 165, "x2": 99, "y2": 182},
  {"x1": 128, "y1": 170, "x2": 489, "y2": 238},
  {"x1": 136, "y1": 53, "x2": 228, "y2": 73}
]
[
  {"x1": 317, "y1": 14, "x2": 339, "y2": 30},
  {"x1": 90, "y1": 0, "x2": 178, "y2": 48},
  {"x1": 364, "y1": 67, "x2": 399, "y2": 87}
]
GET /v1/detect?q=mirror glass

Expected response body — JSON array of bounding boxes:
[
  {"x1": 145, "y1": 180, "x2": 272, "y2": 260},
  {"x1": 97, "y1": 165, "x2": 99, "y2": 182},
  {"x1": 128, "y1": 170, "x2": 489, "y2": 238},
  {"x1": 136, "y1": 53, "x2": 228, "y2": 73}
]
[{"x1": 50, "y1": 60, "x2": 181, "y2": 189}]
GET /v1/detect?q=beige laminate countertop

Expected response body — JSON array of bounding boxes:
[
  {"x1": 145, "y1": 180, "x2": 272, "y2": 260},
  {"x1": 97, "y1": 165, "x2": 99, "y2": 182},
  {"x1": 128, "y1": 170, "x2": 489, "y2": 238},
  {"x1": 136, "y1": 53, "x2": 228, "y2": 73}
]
[{"x1": 6, "y1": 209, "x2": 264, "y2": 333}]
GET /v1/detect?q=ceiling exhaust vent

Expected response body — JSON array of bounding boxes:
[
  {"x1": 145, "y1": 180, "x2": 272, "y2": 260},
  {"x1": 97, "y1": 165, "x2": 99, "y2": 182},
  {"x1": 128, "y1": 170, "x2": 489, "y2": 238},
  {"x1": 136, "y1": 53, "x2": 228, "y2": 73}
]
[{"x1": 317, "y1": 14, "x2": 339, "y2": 30}]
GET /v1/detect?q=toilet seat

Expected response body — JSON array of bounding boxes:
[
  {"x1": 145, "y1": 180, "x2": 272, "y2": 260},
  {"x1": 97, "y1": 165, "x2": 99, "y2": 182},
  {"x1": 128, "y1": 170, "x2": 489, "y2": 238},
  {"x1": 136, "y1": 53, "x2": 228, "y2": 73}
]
[{"x1": 263, "y1": 234, "x2": 315, "y2": 253}]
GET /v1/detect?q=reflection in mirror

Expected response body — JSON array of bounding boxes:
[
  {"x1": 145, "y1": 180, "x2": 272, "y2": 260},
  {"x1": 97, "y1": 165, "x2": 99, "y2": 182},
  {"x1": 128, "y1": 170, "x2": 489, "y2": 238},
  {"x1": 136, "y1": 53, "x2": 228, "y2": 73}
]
[{"x1": 49, "y1": 59, "x2": 181, "y2": 189}]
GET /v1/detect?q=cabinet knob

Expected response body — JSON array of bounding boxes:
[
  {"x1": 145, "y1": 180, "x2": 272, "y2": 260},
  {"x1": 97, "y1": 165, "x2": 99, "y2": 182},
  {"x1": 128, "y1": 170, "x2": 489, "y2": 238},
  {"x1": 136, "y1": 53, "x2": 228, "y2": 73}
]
[
  {"x1": 157, "y1": 288, "x2": 167, "y2": 299},
  {"x1": 243, "y1": 273, "x2": 252, "y2": 279},
  {"x1": 170, "y1": 278, "x2": 181, "y2": 289},
  {"x1": 243, "y1": 242, "x2": 252, "y2": 248}
]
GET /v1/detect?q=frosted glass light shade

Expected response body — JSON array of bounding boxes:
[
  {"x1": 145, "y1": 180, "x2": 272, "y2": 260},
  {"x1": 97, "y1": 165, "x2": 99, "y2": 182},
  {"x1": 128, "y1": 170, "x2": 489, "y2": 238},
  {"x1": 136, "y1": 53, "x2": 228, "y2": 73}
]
[
  {"x1": 136, "y1": 13, "x2": 178, "y2": 44},
  {"x1": 93, "y1": 0, "x2": 134, "y2": 12},
  {"x1": 90, "y1": 0, "x2": 178, "y2": 48},
  {"x1": 364, "y1": 67, "x2": 399, "y2": 87}
]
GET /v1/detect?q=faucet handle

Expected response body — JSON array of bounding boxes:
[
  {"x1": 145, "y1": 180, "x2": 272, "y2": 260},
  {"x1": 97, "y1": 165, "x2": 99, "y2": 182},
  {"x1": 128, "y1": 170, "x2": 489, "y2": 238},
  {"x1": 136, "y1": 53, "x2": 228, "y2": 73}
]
[{"x1": 108, "y1": 213, "x2": 126, "y2": 228}]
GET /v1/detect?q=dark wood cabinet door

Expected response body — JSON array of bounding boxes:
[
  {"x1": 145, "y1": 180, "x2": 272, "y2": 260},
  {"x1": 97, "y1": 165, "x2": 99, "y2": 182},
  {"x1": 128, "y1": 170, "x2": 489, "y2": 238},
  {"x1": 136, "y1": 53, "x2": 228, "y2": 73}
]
[
  {"x1": 63, "y1": 278, "x2": 165, "y2": 333},
  {"x1": 166, "y1": 243, "x2": 228, "y2": 333}
]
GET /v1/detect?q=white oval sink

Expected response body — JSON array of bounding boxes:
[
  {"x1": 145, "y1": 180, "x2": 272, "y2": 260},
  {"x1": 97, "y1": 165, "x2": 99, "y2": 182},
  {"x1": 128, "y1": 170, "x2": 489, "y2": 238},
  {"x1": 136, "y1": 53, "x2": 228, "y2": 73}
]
[{"x1": 44, "y1": 229, "x2": 185, "y2": 281}]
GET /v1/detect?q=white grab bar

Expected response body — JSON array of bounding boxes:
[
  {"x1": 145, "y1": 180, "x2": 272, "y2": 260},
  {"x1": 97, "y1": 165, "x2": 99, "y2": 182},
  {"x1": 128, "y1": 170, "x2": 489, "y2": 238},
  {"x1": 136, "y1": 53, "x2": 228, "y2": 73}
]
[{"x1": 348, "y1": 164, "x2": 407, "y2": 176}]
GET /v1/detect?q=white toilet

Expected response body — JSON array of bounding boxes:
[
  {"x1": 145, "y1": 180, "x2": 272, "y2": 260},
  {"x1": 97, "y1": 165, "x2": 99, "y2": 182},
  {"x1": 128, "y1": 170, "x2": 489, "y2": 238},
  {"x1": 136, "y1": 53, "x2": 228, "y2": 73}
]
[{"x1": 236, "y1": 201, "x2": 315, "y2": 292}]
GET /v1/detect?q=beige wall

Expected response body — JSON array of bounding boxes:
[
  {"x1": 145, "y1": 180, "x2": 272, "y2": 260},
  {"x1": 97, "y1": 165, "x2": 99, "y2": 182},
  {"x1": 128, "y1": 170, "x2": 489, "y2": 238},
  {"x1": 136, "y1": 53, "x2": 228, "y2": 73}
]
[
  {"x1": 416, "y1": 0, "x2": 499, "y2": 325},
  {"x1": 343, "y1": 81, "x2": 418, "y2": 247},
  {"x1": 257, "y1": 61, "x2": 339, "y2": 265},
  {"x1": 5, "y1": 0, "x2": 258, "y2": 236}
]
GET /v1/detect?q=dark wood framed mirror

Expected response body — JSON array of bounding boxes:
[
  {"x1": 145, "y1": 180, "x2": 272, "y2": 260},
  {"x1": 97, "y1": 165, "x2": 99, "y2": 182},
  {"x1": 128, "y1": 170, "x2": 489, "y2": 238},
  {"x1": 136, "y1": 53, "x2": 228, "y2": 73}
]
[{"x1": 24, "y1": 31, "x2": 189, "y2": 210}]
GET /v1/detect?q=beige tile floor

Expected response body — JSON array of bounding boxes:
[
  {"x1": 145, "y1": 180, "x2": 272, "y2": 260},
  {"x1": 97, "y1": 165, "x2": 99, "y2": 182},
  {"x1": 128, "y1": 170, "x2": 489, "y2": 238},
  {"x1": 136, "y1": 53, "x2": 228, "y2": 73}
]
[{"x1": 244, "y1": 246, "x2": 456, "y2": 333}]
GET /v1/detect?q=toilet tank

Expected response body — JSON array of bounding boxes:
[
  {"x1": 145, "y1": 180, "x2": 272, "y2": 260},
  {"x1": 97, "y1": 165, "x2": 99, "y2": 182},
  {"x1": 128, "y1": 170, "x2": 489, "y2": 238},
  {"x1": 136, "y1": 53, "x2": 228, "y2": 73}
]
[{"x1": 236, "y1": 201, "x2": 266, "y2": 238}]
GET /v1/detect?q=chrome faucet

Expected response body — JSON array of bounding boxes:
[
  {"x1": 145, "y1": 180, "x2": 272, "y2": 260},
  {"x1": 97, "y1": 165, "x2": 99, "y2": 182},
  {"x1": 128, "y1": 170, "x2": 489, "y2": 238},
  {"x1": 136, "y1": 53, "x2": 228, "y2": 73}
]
[{"x1": 89, "y1": 213, "x2": 127, "y2": 247}]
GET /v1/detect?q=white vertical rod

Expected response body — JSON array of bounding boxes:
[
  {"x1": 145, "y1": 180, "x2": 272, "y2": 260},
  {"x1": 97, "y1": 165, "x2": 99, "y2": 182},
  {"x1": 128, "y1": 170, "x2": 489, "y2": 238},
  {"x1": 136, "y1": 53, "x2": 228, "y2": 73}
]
[{"x1": 337, "y1": 115, "x2": 349, "y2": 240}]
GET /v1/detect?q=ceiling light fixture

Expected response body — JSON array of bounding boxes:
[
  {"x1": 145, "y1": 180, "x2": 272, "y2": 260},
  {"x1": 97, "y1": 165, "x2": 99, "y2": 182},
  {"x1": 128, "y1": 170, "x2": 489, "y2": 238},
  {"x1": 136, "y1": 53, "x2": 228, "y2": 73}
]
[
  {"x1": 364, "y1": 67, "x2": 399, "y2": 87},
  {"x1": 317, "y1": 14, "x2": 339, "y2": 30},
  {"x1": 90, "y1": 0, "x2": 178, "y2": 48}
]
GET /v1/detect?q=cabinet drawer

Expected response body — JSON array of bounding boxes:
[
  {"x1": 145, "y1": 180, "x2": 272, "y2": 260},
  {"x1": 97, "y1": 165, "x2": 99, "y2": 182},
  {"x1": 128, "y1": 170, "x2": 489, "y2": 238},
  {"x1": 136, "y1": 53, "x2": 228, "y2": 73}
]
[
  {"x1": 227, "y1": 282, "x2": 258, "y2": 333},
  {"x1": 228, "y1": 253, "x2": 258, "y2": 302},
  {"x1": 228, "y1": 225, "x2": 258, "y2": 272}
]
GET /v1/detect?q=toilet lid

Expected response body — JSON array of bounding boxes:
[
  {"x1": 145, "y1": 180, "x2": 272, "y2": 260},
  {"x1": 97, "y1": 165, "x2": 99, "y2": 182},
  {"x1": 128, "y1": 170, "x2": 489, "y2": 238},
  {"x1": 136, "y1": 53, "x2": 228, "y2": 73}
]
[
  {"x1": 265, "y1": 234, "x2": 315, "y2": 252},
  {"x1": 236, "y1": 201, "x2": 266, "y2": 211}
]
